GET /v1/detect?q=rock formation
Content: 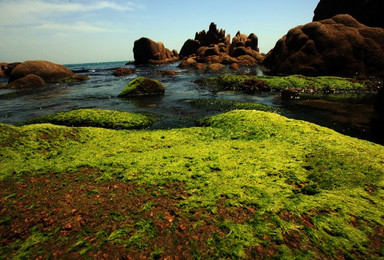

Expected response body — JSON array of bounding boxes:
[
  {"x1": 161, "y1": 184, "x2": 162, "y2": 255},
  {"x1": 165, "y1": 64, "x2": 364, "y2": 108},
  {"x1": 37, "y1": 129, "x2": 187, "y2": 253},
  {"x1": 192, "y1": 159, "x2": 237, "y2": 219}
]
[
  {"x1": 113, "y1": 68, "x2": 136, "y2": 76},
  {"x1": 179, "y1": 23, "x2": 264, "y2": 70},
  {"x1": 7, "y1": 60, "x2": 88, "y2": 88},
  {"x1": 313, "y1": 0, "x2": 384, "y2": 28},
  {"x1": 262, "y1": 14, "x2": 384, "y2": 77},
  {"x1": 133, "y1": 38, "x2": 178, "y2": 65}
]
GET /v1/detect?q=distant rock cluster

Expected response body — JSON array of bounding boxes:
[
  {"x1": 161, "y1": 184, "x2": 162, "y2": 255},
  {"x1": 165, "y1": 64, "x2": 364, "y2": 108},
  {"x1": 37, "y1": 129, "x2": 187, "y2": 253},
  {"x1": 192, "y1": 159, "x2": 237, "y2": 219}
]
[{"x1": 133, "y1": 37, "x2": 178, "y2": 65}]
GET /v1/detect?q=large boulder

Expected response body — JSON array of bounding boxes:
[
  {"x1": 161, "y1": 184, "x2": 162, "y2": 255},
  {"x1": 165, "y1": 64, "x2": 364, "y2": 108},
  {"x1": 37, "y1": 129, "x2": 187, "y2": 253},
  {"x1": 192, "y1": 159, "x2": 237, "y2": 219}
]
[
  {"x1": 133, "y1": 38, "x2": 178, "y2": 65},
  {"x1": 118, "y1": 77, "x2": 165, "y2": 97},
  {"x1": 313, "y1": 0, "x2": 384, "y2": 28},
  {"x1": 9, "y1": 60, "x2": 75, "y2": 83},
  {"x1": 262, "y1": 14, "x2": 384, "y2": 77},
  {"x1": 179, "y1": 23, "x2": 263, "y2": 68}
]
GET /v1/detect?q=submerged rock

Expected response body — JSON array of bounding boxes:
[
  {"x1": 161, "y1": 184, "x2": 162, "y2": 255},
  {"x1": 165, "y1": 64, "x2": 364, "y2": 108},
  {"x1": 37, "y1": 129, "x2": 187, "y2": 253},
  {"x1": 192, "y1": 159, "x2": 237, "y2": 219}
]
[
  {"x1": 118, "y1": 77, "x2": 165, "y2": 97},
  {"x1": 113, "y1": 68, "x2": 136, "y2": 77},
  {"x1": 263, "y1": 14, "x2": 384, "y2": 77},
  {"x1": 133, "y1": 37, "x2": 178, "y2": 65}
]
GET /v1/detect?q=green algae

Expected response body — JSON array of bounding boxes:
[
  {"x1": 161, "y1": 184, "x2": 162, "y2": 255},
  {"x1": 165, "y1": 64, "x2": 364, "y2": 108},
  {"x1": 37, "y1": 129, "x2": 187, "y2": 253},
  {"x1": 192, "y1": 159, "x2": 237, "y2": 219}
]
[
  {"x1": 196, "y1": 74, "x2": 368, "y2": 92},
  {"x1": 183, "y1": 98, "x2": 279, "y2": 112},
  {"x1": 19, "y1": 108, "x2": 161, "y2": 130},
  {"x1": 1, "y1": 110, "x2": 384, "y2": 258}
]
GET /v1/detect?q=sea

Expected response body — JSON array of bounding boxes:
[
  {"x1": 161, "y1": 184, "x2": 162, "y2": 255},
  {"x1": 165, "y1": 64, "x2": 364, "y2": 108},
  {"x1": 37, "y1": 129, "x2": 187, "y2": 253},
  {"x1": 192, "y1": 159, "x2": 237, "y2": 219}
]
[{"x1": 0, "y1": 61, "x2": 382, "y2": 144}]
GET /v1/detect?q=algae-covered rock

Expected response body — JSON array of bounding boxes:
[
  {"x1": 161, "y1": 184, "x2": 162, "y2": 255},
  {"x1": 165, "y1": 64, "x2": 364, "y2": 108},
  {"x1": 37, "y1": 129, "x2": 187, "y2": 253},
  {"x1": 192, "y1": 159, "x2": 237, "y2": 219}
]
[
  {"x1": 119, "y1": 77, "x2": 165, "y2": 97},
  {"x1": 1, "y1": 110, "x2": 384, "y2": 259},
  {"x1": 21, "y1": 109, "x2": 160, "y2": 129},
  {"x1": 196, "y1": 74, "x2": 368, "y2": 92}
]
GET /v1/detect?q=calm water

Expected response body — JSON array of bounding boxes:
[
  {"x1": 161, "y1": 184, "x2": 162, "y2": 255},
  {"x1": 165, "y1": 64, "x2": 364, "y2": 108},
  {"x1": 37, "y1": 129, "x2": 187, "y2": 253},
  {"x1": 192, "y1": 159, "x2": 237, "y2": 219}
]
[{"x1": 0, "y1": 61, "x2": 382, "y2": 144}]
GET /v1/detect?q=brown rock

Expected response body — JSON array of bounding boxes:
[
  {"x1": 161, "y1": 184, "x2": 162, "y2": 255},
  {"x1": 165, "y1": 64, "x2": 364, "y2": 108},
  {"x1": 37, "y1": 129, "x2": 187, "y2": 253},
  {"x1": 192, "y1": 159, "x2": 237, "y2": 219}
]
[
  {"x1": 230, "y1": 63, "x2": 240, "y2": 71},
  {"x1": 313, "y1": 0, "x2": 384, "y2": 28},
  {"x1": 179, "y1": 39, "x2": 200, "y2": 58},
  {"x1": 133, "y1": 37, "x2": 178, "y2": 65},
  {"x1": 208, "y1": 63, "x2": 225, "y2": 71},
  {"x1": 9, "y1": 60, "x2": 74, "y2": 83},
  {"x1": 8, "y1": 74, "x2": 45, "y2": 89},
  {"x1": 281, "y1": 88, "x2": 300, "y2": 100},
  {"x1": 113, "y1": 68, "x2": 136, "y2": 76},
  {"x1": 263, "y1": 14, "x2": 384, "y2": 76},
  {"x1": 0, "y1": 63, "x2": 7, "y2": 77}
]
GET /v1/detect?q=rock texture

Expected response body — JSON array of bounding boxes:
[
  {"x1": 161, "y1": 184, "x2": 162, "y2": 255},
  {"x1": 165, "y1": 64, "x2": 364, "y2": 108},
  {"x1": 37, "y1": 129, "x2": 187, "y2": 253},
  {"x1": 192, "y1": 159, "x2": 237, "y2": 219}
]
[
  {"x1": 133, "y1": 38, "x2": 178, "y2": 65},
  {"x1": 118, "y1": 77, "x2": 165, "y2": 97},
  {"x1": 179, "y1": 23, "x2": 264, "y2": 70},
  {"x1": 313, "y1": 0, "x2": 384, "y2": 28},
  {"x1": 262, "y1": 14, "x2": 384, "y2": 76}
]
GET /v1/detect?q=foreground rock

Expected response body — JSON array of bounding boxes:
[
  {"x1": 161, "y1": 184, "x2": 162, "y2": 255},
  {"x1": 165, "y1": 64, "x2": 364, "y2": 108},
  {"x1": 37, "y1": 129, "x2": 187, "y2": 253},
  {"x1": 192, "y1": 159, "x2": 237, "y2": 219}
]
[
  {"x1": 313, "y1": 0, "x2": 384, "y2": 28},
  {"x1": 118, "y1": 77, "x2": 165, "y2": 97},
  {"x1": 263, "y1": 14, "x2": 384, "y2": 76},
  {"x1": 7, "y1": 60, "x2": 88, "y2": 88},
  {"x1": 133, "y1": 38, "x2": 178, "y2": 65},
  {"x1": 179, "y1": 23, "x2": 264, "y2": 70}
]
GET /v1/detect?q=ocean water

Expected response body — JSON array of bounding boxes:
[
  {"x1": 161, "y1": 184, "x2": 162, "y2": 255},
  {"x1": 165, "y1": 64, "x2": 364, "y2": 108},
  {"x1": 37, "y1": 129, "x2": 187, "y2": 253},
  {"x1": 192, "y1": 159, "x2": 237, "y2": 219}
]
[{"x1": 0, "y1": 61, "x2": 381, "y2": 144}]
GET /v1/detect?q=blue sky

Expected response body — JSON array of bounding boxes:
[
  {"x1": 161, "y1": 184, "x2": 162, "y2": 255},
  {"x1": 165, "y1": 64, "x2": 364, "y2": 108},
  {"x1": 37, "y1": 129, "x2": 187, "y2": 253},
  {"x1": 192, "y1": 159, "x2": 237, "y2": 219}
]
[{"x1": 0, "y1": 0, "x2": 319, "y2": 64}]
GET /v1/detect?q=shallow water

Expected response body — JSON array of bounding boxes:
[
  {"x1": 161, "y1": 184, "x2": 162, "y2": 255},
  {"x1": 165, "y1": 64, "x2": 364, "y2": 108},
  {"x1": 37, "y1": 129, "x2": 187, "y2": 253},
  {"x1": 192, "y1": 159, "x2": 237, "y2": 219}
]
[{"x1": 0, "y1": 61, "x2": 382, "y2": 144}]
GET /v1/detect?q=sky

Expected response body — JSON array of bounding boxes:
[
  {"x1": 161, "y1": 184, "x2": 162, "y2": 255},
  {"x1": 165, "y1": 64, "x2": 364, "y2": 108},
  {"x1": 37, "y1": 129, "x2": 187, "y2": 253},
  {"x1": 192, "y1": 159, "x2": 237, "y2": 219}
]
[{"x1": 0, "y1": 0, "x2": 320, "y2": 64}]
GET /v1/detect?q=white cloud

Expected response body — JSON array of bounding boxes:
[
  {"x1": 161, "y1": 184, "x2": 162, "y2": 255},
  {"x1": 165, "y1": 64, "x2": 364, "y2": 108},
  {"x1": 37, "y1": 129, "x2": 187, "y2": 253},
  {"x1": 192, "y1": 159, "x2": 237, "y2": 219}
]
[
  {"x1": 0, "y1": 0, "x2": 137, "y2": 26},
  {"x1": 35, "y1": 22, "x2": 125, "y2": 33}
]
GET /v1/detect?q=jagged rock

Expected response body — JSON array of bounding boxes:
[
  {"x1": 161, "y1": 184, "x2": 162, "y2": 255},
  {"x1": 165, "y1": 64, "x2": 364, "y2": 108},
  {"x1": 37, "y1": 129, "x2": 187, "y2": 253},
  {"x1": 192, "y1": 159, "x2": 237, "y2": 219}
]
[
  {"x1": 179, "y1": 23, "x2": 263, "y2": 68},
  {"x1": 133, "y1": 37, "x2": 178, "y2": 65},
  {"x1": 262, "y1": 14, "x2": 384, "y2": 76},
  {"x1": 313, "y1": 0, "x2": 384, "y2": 28}
]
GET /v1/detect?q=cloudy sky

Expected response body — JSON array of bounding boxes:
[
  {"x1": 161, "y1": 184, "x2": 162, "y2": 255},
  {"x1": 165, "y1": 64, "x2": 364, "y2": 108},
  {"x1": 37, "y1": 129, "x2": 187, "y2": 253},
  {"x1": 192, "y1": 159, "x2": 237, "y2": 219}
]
[{"x1": 0, "y1": 0, "x2": 319, "y2": 64}]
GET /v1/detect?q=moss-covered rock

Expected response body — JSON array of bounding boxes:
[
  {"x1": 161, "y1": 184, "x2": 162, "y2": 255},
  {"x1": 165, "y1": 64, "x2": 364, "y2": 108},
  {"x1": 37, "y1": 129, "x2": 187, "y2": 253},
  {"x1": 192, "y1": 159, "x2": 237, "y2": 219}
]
[
  {"x1": 119, "y1": 77, "x2": 165, "y2": 97},
  {"x1": 196, "y1": 74, "x2": 369, "y2": 93},
  {"x1": 20, "y1": 109, "x2": 160, "y2": 129},
  {"x1": 0, "y1": 110, "x2": 383, "y2": 259}
]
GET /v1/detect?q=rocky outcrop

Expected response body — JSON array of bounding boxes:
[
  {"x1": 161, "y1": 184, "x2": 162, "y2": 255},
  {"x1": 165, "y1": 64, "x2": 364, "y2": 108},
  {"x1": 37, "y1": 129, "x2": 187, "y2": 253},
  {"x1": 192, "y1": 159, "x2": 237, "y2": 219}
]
[
  {"x1": 313, "y1": 0, "x2": 384, "y2": 28},
  {"x1": 262, "y1": 14, "x2": 384, "y2": 77},
  {"x1": 9, "y1": 60, "x2": 74, "y2": 83},
  {"x1": 179, "y1": 23, "x2": 264, "y2": 70},
  {"x1": 133, "y1": 38, "x2": 178, "y2": 65},
  {"x1": 7, "y1": 60, "x2": 88, "y2": 88},
  {"x1": 0, "y1": 63, "x2": 8, "y2": 77},
  {"x1": 118, "y1": 77, "x2": 165, "y2": 97}
]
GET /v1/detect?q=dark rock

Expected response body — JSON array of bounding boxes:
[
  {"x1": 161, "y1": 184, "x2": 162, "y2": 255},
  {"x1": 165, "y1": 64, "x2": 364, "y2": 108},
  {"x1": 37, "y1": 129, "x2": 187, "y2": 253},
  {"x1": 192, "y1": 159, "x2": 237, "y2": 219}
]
[
  {"x1": 180, "y1": 39, "x2": 200, "y2": 58},
  {"x1": 242, "y1": 79, "x2": 271, "y2": 92},
  {"x1": 133, "y1": 37, "x2": 178, "y2": 65},
  {"x1": 313, "y1": 0, "x2": 384, "y2": 28},
  {"x1": 263, "y1": 14, "x2": 384, "y2": 76},
  {"x1": 8, "y1": 74, "x2": 45, "y2": 89},
  {"x1": 9, "y1": 60, "x2": 75, "y2": 83},
  {"x1": 0, "y1": 63, "x2": 7, "y2": 77},
  {"x1": 4, "y1": 62, "x2": 21, "y2": 76},
  {"x1": 113, "y1": 68, "x2": 136, "y2": 76},
  {"x1": 375, "y1": 87, "x2": 384, "y2": 116},
  {"x1": 118, "y1": 77, "x2": 165, "y2": 97},
  {"x1": 281, "y1": 88, "x2": 300, "y2": 100}
]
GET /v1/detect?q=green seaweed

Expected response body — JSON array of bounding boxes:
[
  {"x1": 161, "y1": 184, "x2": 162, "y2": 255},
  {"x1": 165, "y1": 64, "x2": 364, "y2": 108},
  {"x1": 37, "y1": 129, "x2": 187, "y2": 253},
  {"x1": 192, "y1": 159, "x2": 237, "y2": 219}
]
[
  {"x1": 184, "y1": 98, "x2": 279, "y2": 112},
  {"x1": 19, "y1": 108, "x2": 161, "y2": 130},
  {"x1": 118, "y1": 77, "x2": 164, "y2": 97},
  {"x1": 196, "y1": 74, "x2": 368, "y2": 92},
  {"x1": 0, "y1": 110, "x2": 383, "y2": 258}
]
